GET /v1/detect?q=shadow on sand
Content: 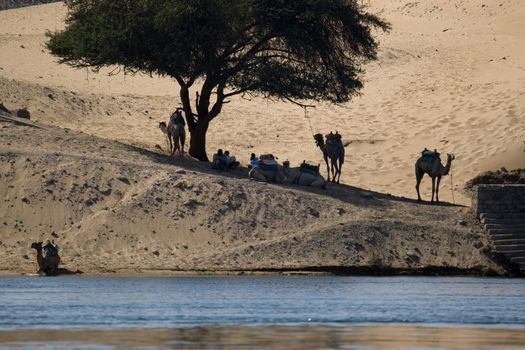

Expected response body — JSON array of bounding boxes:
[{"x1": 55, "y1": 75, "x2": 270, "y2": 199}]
[{"x1": 120, "y1": 141, "x2": 465, "y2": 210}]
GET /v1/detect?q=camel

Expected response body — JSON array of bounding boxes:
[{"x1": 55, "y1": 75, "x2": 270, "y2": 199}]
[
  {"x1": 31, "y1": 241, "x2": 60, "y2": 276},
  {"x1": 158, "y1": 120, "x2": 185, "y2": 156},
  {"x1": 314, "y1": 131, "x2": 345, "y2": 184},
  {"x1": 249, "y1": 166, "x2": 284, "y2": 183},
  {"x1": 415, "y1": 152, "x2": 455, "y2": 203},
  {"x1": 159, "y1": 121, "x2": 171, "y2": 153},
  {"x1": 281, "y1": 161, "x2": 327, "y2": 189}
]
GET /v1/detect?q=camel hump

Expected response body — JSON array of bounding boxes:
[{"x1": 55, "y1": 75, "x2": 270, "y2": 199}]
[{"x1": 420, "y1": 148, "x2": 441, "y2": 162}]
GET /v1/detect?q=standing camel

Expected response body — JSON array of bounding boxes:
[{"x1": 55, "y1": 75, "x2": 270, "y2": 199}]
[
  {"x1": 314, "y1": 131, "x2": 345, "y2": 183},
  {"x1": 158, "y1": 120, "x2": 185, "y2": 156},
  {"x1": 31, "y1": 241, "x2": 60, "y2": 276},
  {"x1": 415, "y1": 152, "x2": 455, "y2": 203},
  {"x1": 159, "y1": 121, "x2": 172, "y2": 153}
]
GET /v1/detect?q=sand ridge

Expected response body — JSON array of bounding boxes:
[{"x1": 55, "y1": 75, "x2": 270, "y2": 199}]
[{"x1": 0, "y1": 121, "x2": 500, "y2": 274}]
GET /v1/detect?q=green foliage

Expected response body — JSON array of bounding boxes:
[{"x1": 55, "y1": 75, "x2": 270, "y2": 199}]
[{"x1": 47, "y1": 0, "x2": 389, "y2": 159}]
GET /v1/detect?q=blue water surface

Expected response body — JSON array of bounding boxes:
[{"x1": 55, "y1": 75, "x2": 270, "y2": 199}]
[{"x1": 0, "y1": 276, "x2": 524, "y2": 329}]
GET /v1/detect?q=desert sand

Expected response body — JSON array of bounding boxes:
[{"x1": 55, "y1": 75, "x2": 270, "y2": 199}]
[{"x1": 0, "y1": 0, "x2": 524, "y2": 274}]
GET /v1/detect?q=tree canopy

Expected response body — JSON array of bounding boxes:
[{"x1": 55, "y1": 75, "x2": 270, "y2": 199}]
[{"x1": 48, "y1": 0, "x2": 389, "y2": 160}]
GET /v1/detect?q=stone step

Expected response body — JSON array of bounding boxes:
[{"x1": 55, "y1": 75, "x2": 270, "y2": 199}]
[
  {"x1": 482, "y1": 218, "x2": 525, "y2": 225},
  {"x1": 491, "y1": 234, "x2": 525, "y2": 241},
  {"x1": 499, "y1": 250, "x2": 525, "y2": 258},
  {"x1": 493, "y1": 239, "x2": 525, "y2": 246},
  {"x1": 480, "y1": 212, "x2": 525, "y2": 221},
  {"x1": 488, "y1": 228, "x2": 525, "y2": 236},
  {"x1": 484, "y1": 224, "x2": 525, "y2": 231},
  {"x1": 510, "y1": 257, "x2": 525, "y2": 263},
  {"x1": 495, "y1": 244, "x2": 525, "y2": 253}
]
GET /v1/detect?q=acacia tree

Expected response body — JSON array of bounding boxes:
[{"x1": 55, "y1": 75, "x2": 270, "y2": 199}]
[{"x1": 47, "y1": 0, "x2": 389, "y2": 161}]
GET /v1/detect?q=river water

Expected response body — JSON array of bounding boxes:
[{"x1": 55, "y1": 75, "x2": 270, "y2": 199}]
[{"x1": 0, "y1": 276, "x2": 524, "y2": 349}]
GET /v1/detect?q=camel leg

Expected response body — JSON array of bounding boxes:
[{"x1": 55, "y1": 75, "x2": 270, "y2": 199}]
[
  {"x1": 324, "y1": 157, "x2": 330, "y2": 182},
  {"x1": 336, "y1": 158, "x2": 343, "y2": 184},
  {"x1": 165, "y1": 135, "x2": 170, "y2": 154},
  {"x1": 173, "y1": 129, "x2": 179, "y2": 156},
  {"x1": 311, "y1": 177, "x2": 326, "y2": 189},
  {"x1": 436, "y1": 176, "x2": 441, "y2": 203},
  {"x1": 250, "y1": 169, "x2": 266, "y2": 182},
  {"x1": 180, "y1": 128, "x2": 186, "y2": 155},
  {"x1": 171, "y1": 138, "x2": 176, "y2": 156},
  {"x1": 330, "y1": 160, "x2": 336, "y2": 183},
  {"x1": 415, "y1": 166, "x2": 423, "y2": 201},
  {"x1": 431, "y1": 177, "x2": 436, "y2": 203},
  {"x1": 167, "y1": 132, "x2": 173, "y2": 155},
  {"x1": 332, "y1": 159, "x2": 340, "y2": 184}
]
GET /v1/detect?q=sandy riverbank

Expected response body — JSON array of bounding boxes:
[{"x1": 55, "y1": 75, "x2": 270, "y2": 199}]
[
  {"x1": 0, "y1": 120, "x2": 502, "y2": 275},
  {"x1": 1, "y1": 324, "x2": 525, "y2": 349}
]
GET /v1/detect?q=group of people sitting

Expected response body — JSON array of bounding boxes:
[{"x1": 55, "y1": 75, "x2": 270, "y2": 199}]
[
  {"x1": 211, "y1": 149, "x2": 240, "y2": 170},
  {"x1": 212, "y1": 150, "x2": 281, "y2": 173}
]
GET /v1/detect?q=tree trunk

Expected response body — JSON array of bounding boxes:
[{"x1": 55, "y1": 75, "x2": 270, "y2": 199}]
[{"x1": 189, "y1": 122, "x2": 209, "y2": 161}]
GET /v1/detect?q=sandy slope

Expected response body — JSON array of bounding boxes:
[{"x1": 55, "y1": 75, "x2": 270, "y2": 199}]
[
  {"x1": 0, "y1": 121, "x2": 499, "y2": 274},
  {"x1": 0, "y1": 1, "x2": 523, "y2": 274}
]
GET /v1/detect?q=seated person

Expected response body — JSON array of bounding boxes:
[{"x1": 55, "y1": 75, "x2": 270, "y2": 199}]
[
  {"x1": 212, "y1": 149, "x2": 228, "y2": 170},
  {"x1": 169, "y1": 108, "x2": 185, "y2": 126},
  {"x1": 248, "y1": 153, "x2": 259, "y2": 169},
  {"x1": 42, "y1": 239, "x2": 58, "y2": 258},
  {"x1": 224, "y1": 150, "x2": 240, "y2": 169}
]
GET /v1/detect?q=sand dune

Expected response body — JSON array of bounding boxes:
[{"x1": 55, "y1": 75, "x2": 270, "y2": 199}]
[
  {"x1": 0, "y1": 1, "x2": 523, "y2": 274},
  {"x1": 1, "y1": 1, "x2": 524, "y2": 205}
]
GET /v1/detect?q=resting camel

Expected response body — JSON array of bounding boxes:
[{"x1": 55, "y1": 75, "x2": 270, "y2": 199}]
[
  {"x1": 415, "y1": 152, "x2": 455, "y2": 203},
  {"x1": 159, "y1": 120, "x2": 185, "y2": 156},
  {"x1": 249, "y1": 166, "x2": 284, "y2": 183},
  {"x1": 314, "y1": 131, "x2": 345, "y2": 184},
  {"x1": 31, "y1": 241, "x2": 60, "y2": 276},
  {"x1": 281, "y1": 161, "x2": 326, "y2": 189}
]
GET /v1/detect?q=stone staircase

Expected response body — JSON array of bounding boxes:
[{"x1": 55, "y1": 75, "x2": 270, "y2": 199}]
[{"x1": 480, "y1": 212, "x2": 525, "y2": 273}]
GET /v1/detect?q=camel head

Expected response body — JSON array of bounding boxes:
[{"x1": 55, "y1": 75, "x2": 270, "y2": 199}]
[
  {"x1": 31, "y1": 242, "x2": 42, "y2": 250},
  {"x1": 313, "y1": 133, "x2": 324, "y2": 148},
  {"x1": 447, "y1": 153, "x2": 455, "y2": 161}
]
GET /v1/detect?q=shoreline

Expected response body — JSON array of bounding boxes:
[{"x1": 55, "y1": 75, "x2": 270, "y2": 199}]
[
  {"x1": 1, "y1": 324, "x2": 525, "y2": 349},
  {"x1": 0, "y1": 264, "x2": 509, "y2": 277}
]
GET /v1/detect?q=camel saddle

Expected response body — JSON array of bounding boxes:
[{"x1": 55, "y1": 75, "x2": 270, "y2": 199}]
[
  {"x1": 258, "y1": 154, "x2": 279, "y2": 172},
  {"x1": 300, "y1": 162, "x2": 319, "y2": 175},
  {"x1": 421, "y1": 148, "x2": 440, "y2": 163}
]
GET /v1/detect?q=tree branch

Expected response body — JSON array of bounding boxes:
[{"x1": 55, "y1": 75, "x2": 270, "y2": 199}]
[
  {"x1": 208, "y1": 83, "x2": 226, "y2": 122},
  {"x1": 283, "y1": 96, "x2": 316, "y2": 108}
]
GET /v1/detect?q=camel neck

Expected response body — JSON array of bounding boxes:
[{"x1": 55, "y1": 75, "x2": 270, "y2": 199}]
[{"x1": 441, "y1": 157, "x2": 453, "y2": 176}]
